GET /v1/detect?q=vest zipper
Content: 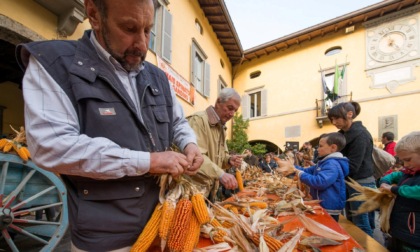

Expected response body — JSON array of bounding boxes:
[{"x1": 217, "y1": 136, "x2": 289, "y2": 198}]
[{"x1": 140, "y1": 82, "x2": 158, "y2": 151}]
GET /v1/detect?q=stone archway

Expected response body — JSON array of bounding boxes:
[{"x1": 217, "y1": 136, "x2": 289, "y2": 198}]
[{"x1": 249, "y1": 139, "x2": 282, "y2": 155}]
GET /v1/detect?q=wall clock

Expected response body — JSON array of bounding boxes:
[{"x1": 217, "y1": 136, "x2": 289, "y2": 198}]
[
  {"x1": 368, "y1": 24, "x2": 416, "y2": 62},
  {"x1": 366, "y1": 15, "x2": 420, "y2": 69},
  {"x1": 364, "y1": 6, "x2": 420, "y2": 91}
]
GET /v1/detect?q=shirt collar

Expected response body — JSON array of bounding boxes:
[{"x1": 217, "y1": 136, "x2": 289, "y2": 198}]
[
  {"x1": 206, "y1": 106, "x2": 226, "y2": 130},
  {"x1": 89, "y1": 31, "x2": 143, "y2": 74}
]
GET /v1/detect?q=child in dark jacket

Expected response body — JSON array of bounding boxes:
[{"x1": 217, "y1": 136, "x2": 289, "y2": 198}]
[
  {"x1": 277, "y1": 132, "x2": 349, "y2": 221},
  {"x1": 379, "y1": 131, "x2": 420, "y2": 252}
]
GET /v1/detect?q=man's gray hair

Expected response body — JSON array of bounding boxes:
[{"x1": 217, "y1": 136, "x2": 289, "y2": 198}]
[
  {"x1": 89, "y1": 0, "x2": 157, "y2": 19},
  {"x1": 217, "y1": 88, "x2": 241, "y2": 103}
]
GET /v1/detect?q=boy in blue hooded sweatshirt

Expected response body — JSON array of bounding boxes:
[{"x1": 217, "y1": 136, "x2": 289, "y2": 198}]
[{"x1": 278, "y1": 132, "x2": 349, "y2": 221}]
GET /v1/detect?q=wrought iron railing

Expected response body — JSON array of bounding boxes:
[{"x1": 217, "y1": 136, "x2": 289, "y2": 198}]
[{"x1": 315, "y1": 92, "x2": 352, "y2": 128}]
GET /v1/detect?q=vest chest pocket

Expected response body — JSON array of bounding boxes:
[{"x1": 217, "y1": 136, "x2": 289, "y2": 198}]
[
  {"x1": 151, "y1": 105, "x2": 171, "y2": 148},
  {"x1": 153, "y1": 106, "x2": 170, "y2": 123}
]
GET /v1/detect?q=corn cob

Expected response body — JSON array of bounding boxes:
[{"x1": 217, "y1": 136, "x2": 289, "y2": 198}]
[
  {"x1": 228, "y1": 206, "x2": 239, "y2": 214},
  {"x1": 211, "y1": 228, "x2": 228, "y2": 243},
  {"x1": 12, "y1": 143, "x2": 28, "y2": 162},
  {"x1": 251, "y1": 233, "x2": 283, "y2": 252},
  {"x1": 210, "y1": 217, "x2": 223, "y2": 228},
  {"x1": 159, "y1": 199, "x2": 176, "y2": 240},
  {"x1": 20, "y1": 146, "x2": 31, "y2": 159},
  {"x1": 249, "y1": 201, "x2": 268, "y2": 209},
  {"x1": 130, "y1": 203, "x2": 162, "y2": 252},
  {"x1": 240, "y1": 207, "x2": 255, "y2": 216},
  {"x1": 0, "y1": 138, "x2": 8, "y2": 149},
  {"x1": 182, "y1": 213, "x2": 201, "y2": 252},
  {"x1": 221, "y1": 220, "x2": 234, "y2": 228},
  {"x1": 192, "y1": 193, "x2": 210, "y2": 225},
  {"x1": 167, "y1": 198, "x2": 193, "y2": 252},
  {"x1": 2, "y1": 141, "x2": 13, "y2": 153},
  {"x1": 223, "y1": 203, "x2": 233, "y2": 209},
  {"x1": 235, "y1": 169, "x2": 244, "y2": 191}
]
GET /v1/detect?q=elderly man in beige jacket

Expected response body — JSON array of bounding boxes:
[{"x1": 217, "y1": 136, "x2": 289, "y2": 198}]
[{"x1": 186, "y1": 88, "x2": 243, "y2": 201}]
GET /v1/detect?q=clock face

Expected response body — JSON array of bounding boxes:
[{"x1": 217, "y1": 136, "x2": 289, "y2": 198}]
[{"x1": 368, "y1": 24, "x2": 417, "y2": 63}]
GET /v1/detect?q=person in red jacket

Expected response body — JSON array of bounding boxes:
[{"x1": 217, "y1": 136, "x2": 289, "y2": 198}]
[{"x1": 382, "y1": 132, "x2": 397, "y2": 156}]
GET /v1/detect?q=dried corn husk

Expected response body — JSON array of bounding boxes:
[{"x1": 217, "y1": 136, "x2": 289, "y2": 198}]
[
  {"x1": 300, "y1": 235, "x2": 342, "y2": 248},
  {"x1": 298, "y1": 214, "x2": 349, "y2": 241},
  {"x1": 229, "y1": 225, "x2": 255, "y2": 252},
  {"x1": 345, "y1": 177, "x2": 396, "y2": 233},
  {"x1": 192, "y1": 242, "x2": 232, "y2": 251},
  {"x1": 258, "y1": 231, "x2": 270, "y2": 252},
  {"x1": 277, "y1": 228, "x2": 304, "y2": 252}
]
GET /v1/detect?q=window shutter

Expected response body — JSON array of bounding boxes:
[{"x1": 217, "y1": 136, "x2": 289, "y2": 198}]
[
  {"x1": 162, "y1": 8, "x2": 172, "y2": 62},
  {"x1": 190, "y1": 44, "x2": 196, "y2": 86},
  {"x1": 261, "y1": 89, "x2": 267, "y2": 116},
  {"x1": 203, "y1": 62, "x2": 210, "y2": 97},
  {"x1": 242, "y1": 94, "x2": 250, "y2": 119}
]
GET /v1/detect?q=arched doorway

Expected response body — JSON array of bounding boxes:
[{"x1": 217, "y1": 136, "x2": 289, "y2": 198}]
[
  {"x1": 0, "y1": 15, "x2": 44, "y2": 136},
  {"x1": 249, "y1": 139, "x2": 282, "y2": 155}
]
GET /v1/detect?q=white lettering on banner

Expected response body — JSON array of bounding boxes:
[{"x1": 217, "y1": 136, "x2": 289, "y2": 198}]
[{"x1": 156, "y1": 56, "x2": 195, "y2": 105}]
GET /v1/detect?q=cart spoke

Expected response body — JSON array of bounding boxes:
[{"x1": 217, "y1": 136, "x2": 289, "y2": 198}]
[
  {"x1": 13, "y1": 218, "x2": 60, "y2": 226},
  {"x1": 0, "y1": 161, "x2": 8, "y2": 198},
  {"x1": 8, "y1": 223, "x2": 49, "y2": 245},
  {"x1": 11, "y1": 185, "x2": 56, "y2": 211},
  {"x1": 3, "y1": 169, "x2": 36, "y2": 209},
  {"x1": 14, "y1": 202, "x2": 63, "y2": 217},
  {"x1": 1, "y1": 228, "x2": 20, "y2": 252}
]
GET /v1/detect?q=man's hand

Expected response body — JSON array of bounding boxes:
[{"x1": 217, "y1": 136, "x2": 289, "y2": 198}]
[
  {"x1": 183, "y1": 143, "x2": 204, "y2": 175},
  {"x1": 219, "y1": 173, "x2": 238, "y2": 190},
  {"x1": 149, "y1": 151, "x2": 190, "y2": 177},
  {"x1": 229, "y1": 155, "x2": 243, "y2": 168}
]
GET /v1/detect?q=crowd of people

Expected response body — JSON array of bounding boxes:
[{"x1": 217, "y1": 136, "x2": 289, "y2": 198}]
[
  {"x1": 243, "y1": 102, "x2": 419, "y2": 251},
  {"x1": 15, "y1": 0, "x2": 418, "y2": 251}
]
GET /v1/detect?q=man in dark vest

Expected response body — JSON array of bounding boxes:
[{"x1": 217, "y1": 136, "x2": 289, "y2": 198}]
[{"x1": 16, "y1": 0, "x2": 203, "y2": 251}]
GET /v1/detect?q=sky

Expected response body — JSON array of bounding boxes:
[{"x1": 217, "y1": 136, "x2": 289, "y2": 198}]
[{"x1": 224, "y1": 0, "x2": 384, "y2": 50}]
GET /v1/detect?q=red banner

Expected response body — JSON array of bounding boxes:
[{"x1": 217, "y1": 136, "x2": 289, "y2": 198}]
[{"x1": 157, "y1": 56, "x2": 195, "y2": 105}]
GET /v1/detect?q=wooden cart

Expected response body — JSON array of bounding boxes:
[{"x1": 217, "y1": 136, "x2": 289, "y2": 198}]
[{"x1": 0, "y1": 152, "x2": 68, "y2": 252}]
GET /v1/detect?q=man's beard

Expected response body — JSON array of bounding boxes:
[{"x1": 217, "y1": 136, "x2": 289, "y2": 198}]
[{"x1": 101, "y1": 25, "x2": 146, "y2": 71}]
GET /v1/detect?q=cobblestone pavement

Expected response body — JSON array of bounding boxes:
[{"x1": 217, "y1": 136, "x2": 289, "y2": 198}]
[{"x1": 0, "y1": 229, "x2": 70, "y2": 252}]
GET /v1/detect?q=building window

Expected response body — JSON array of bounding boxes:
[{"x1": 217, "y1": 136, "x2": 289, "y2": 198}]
[
  {"x1": 195, "y1": 19, "x2": 203, "y2": 35},
  {"x1": 325, "y1": 65, "x2": 347, "y2": 100},
  {"x1": 319, "y1": 64, "x2": 348, "y2": 115},
  {"x1": 242, "y1": 89, "x2": 267, "y2": 119},
  {"x1": 250, "y1": 70, "x2": 261, "y2": 79},
  {"x1": 191, "y1": 40, "x2": 210, "y2": 97},
  {"x1": 148, "y1": 2, "x2": 172, "y2": 62},
  {"x1": 249, "y1": 92, "x2": 261, "y2": 118},
  {"x1": 149, "y1": 7, "x2": 158, "y2": 51},
  {"x1": 325, "y1": 46, "x2": 342, "y2": 56},
  {"x1": 217, "y1": 76, "x2": 227, "y2": 95}
]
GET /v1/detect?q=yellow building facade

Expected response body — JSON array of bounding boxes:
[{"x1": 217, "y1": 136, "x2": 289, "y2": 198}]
[
  {"x1": 233, "y1": 1, "x2": 420, "y2": 152},
  {"x1": 0, "y1": 0, "x2": 236, "y2": 137}
]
